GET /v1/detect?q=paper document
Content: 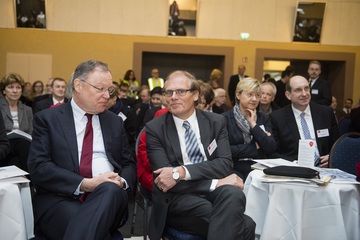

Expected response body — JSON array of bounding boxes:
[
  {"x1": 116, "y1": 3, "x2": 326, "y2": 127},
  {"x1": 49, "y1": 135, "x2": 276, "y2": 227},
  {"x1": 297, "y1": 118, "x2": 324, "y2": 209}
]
[
  {"x1": 315, "y1": 168, "x2": 359, "y2": 184},
  {"x1": 7, "y1": 129, "x2": 32, "y2": 141},
  {"x1": 0, "y1": 165, "x2": 29, "y2": 180},
  {"x1": 298, "y1": 139, "x2": 316, "y2": 167},
  {"x1": 251, "y1": 158, "x2": 297, "y2": 170}
]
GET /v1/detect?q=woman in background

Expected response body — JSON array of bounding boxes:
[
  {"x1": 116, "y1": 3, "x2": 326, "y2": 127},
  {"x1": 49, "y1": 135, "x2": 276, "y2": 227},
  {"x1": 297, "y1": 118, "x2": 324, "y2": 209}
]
[
  {"x1": 122, "y1": 70, "x2": 139, "y2": 99},
  {"x1": 30, "y1": 80, "x2": 44, "y2": 100},
  {"x1": 0, "y1": 73, "x2": 33, "y2": 172},
  {"x1": 222, "y1": 77, "x2": 276, "y2": 180}
]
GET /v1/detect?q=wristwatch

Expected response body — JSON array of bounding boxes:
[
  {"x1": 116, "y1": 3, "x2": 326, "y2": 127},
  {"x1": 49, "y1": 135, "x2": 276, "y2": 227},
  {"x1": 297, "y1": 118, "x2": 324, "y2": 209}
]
[{"x1": 172, "y1": 168, "x2": 180, "y2": 183}]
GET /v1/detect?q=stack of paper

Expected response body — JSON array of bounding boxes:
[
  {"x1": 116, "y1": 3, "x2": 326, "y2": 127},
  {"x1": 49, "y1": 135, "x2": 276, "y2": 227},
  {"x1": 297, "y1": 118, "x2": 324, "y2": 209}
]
[
  {"x1": 251, "y1": 158, "x2": 297, "y2": 170},
  {"x1": 0, "y1": 165, "x2": 30, "y2": 184}
]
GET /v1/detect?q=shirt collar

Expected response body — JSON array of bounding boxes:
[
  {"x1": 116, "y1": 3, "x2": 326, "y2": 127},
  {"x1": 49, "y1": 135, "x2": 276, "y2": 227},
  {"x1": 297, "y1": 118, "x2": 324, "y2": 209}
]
[{"x1": 292, "y1": 104, "x2": 311, "y2": 118}]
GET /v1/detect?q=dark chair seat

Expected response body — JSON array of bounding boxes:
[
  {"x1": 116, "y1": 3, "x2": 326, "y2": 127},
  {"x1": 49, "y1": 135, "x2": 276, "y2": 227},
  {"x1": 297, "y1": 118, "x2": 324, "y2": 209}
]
[{"x1": 162, "y1": 226, "x2": 205, "y2": 240}]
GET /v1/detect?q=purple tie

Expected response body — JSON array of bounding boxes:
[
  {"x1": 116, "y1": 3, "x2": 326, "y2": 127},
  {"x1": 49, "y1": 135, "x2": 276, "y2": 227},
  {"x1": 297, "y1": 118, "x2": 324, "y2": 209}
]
[{"x1": 79, "y1": 114, "x2": 93, "y2": 201}]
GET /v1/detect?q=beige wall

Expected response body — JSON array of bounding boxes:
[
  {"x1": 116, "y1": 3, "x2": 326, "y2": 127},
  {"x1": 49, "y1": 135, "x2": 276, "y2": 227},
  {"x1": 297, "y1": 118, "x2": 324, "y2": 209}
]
[
  {"x1": 1, "y1": 0, "x2": 360, "y2": 45},
  {"x1": 0, "y1": 28, "x2": 359, "y2": 102},
  {"x1": 0, "y1": 0, "x2": 359, "y2": 101}
]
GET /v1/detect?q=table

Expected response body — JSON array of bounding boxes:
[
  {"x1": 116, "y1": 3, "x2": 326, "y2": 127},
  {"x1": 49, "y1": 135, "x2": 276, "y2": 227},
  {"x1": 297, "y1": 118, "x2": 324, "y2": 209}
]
[
  {"x1": 244, "y1": 170, "x2": 360, "y2": 240},
  {"x1": 0, "y1": 181, "x2": 34, "y2": 239}
]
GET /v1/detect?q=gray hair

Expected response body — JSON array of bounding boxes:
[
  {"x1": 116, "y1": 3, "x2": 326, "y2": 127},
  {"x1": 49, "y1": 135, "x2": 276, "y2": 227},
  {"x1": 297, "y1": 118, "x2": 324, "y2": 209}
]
[{"x1": 65, "y1": 60, "x2": 111, "y2": 99}]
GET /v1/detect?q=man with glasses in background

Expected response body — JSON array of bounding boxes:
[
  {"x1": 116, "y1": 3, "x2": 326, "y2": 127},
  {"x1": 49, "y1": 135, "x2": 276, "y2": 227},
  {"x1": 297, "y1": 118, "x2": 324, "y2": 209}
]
[
  {"x1": 146, "y1": 70, "x2": 255, "y2": 240},
  {"x1": 28, "y1": 60, "x2": 136, "y2": 239}
]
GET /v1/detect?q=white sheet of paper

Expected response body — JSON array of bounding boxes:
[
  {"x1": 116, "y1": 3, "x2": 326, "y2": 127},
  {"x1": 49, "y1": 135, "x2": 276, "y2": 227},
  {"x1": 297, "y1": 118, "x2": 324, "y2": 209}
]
[
  {"x1": 0, "y1": 165, "x2": 29, "y2": 180},
  {"x1": 298, "y1": 139, "x2": 316, "y2": 167}
]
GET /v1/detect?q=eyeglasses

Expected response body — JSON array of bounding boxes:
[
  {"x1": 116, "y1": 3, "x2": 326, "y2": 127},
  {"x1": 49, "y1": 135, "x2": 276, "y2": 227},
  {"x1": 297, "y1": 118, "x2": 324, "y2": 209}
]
[
  {"x1": 163, "y1": 89, "x2": 193, "y2": 97},
  {"x1": 241, "y1": 91, "x2": 261, "y2": 99},
  {"x1": 79, "y1": 79, "x2": 115, "y2": 96}
]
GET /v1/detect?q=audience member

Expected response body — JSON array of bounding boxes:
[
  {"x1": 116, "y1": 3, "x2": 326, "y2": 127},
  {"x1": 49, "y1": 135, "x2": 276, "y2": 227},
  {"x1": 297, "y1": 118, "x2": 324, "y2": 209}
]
[
  {"x1": 270, "y1": 75, "x2": 339, "y2": 166},
  {"x1": 274, "y1": 69, "x2": 292, "y2": 107},
  {"x1": 285, "y1": 65, "x2": 295, "y2": 77},
  {"x1": 228, "y1": 64, "x2": 249, "y2": 106},
  {"x1": 23, "y1": 81, "x2": 32, "y2": 98},
  {"x1": 208, "y1": 68, "x2": 222, "y2": 89},
  {"x1": 122, "y1": 70, "x2": 139, "y2": 99},
  {"x1": 330, "y1": 96, "x2": 344, "y2": 122},
  {"x1": 107, "y1": 83, "x2": 138, "y2": 160},
  {"x1": 263, "y1": 73, "x2": 270, "y2": 83},
  {"x1": 31, "y1": 80, "x2": 44, "y2": 99},
  {"x1": 27, "y1": 59, "x2": 136, "y2": 239},
  {"x1": 223, "y1": 78, "x2": 276, "y2": 180},
  {"x1": 135, "y1": 87, "x2": 155, "y2": 131},
  {"x1": 212, "y1": 88, "x2": 229, "y2": 114},
  {"x1": 33, "y1": 77, "x2": 68, "y2": 113},
  {"x1": 342, "y1": 98, "x2": 353, "y2": 117},
  {"x1": 258, "y1": 82, "x2": 279, "y2": 114},
  {"x1": 118, "y1": 82, "x2": 135, "y2": 108},
  {"x1": 308, "y1": 60, "x2": 332, "y2": 106},
  {"x1": 146, "y1": 70, "x2": 255, "y2": 239},
  {"x1": 0, "y1": 114, "x2": 10, "y2": 164},
  {"x1": 45, "y1": 78, "x2": 54, "y2": 94},
  {"x1": 0, "y1": 73, "x2": 33, "y2": 172},
  {"x1": 196, "y1": 80, "x2": 215, "y2": 111},
  {"x1": 147, "y1": 68, "x2": 164, "y2": 90},
  {"x1": 32, "y1": 78, "x2": 54, "y2": 105},
  {"x1": 142, "y1": 86, "x2": 164, "y2": 128}
]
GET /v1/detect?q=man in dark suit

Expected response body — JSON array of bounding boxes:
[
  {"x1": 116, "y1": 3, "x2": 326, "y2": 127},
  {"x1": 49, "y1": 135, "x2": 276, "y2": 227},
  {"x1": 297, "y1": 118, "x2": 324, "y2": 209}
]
[
  {"x1": 274, "y1": 69, "x2": 292, "y2": 108},
  {"x1": 146, "y1": 70, "x2": 255, "y2": 240},
  {"x1": 28, "y1": 60, "x2": 137, "y2": 239},
  {"x1": 308, "y1": 60, "x2": 332, "y2": 106},
  {"x1": 270, "y1": 75, "x2": 339, "y2": 167},
  {"x1": 33, "y1": 77, "x2": 68, "y2": 113},
  {"x1": 228, "y1": 64, "x2": 249, "y2": 106}
]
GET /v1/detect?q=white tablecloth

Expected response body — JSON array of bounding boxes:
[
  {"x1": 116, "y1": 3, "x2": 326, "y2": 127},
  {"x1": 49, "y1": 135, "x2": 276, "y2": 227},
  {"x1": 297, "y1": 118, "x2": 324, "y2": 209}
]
[
  {"x1": 244, "y1": 170, "x2": 360, "y2": 240},
  {"x1": 0, "y1": 182, "x2": 34, "y2": 240}
]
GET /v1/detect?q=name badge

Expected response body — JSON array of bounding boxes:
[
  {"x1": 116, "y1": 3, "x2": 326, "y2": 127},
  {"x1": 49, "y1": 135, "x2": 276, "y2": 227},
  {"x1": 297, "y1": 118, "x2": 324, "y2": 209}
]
[
  {"x1": 118, "y1": 112, "x2": 127, "y2": 121},
  {"x1": 207, "y1": 139, "x2": 217, "y2": 156},
  {"x1": 316, "y1": 129, "x2": 329, "y2": 138},
  {"x1": 311, "y1": 89, "x2": 319, "y2": 95}
]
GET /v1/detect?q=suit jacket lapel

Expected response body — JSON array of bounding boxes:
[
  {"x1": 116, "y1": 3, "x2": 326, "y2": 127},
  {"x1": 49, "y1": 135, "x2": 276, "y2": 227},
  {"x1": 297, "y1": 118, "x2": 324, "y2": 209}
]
[
  {"x1": 285, "y1": 106, "x2": 301, "y2": 140},
  {"x1": 165, "y1": 113, "x2": 183, "y2": 165},
  {"x1": 197, "y1": 110, "x2": 212, "y2": 160},
  {"x1": 58, "y1": 103, "x2": 79, "y2": 171}
]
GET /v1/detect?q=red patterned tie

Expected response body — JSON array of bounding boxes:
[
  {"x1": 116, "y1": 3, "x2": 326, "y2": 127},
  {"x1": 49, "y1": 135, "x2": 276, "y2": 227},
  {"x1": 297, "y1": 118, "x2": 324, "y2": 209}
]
[{"x1": 79, "y1": 113, "x2": 93, "y2": 202}]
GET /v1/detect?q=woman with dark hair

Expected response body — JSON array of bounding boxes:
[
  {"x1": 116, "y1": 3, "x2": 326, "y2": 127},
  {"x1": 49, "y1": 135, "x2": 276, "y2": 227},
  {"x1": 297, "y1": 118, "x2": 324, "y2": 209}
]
[
  {"x1": 122, "y1": 69, "x2": 139, "y2": 99},
  {"x1": 30, "y1": 80, "x2": 44, "y2": 100},
  {"x1": 0, "y1": 73, "x2": 33, "y2": 172}
]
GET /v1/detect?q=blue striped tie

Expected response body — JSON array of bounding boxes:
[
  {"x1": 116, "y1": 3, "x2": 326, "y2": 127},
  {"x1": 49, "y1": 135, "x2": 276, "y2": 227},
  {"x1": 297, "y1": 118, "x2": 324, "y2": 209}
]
[
  {"x1": 300, "y1": 112, "x2": 319, "y2": 162},
  {"x1": 183, "y1": 121, "x2": 203, "y2": 164}
]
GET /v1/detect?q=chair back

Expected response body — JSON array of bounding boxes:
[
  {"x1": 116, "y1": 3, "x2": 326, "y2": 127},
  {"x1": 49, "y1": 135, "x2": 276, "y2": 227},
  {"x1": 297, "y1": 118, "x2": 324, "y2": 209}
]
[
  {"x1": 329, "y1": 132, "x2": 360, "y2": 175},
  {"x1": 338, "y1": 117, "x2": 351, "y2": 136}
]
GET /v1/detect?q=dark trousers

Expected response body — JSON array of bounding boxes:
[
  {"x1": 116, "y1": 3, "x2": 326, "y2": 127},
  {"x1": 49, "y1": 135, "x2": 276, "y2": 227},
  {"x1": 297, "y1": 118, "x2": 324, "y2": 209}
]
[
  {"x1": 37, "y1": 182, "x2": 128, "y2": 240},
  {"x1": 167, "y1": 185, "x2": 256, "y2": 240}
]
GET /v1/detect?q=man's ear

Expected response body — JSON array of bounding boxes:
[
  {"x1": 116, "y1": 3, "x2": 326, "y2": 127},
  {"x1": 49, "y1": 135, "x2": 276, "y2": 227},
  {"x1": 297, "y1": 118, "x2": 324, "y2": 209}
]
[
  {"x1": 285, "y1": 91, "x2": 291, "y2": 101},
  {"x1": 73, "y1": 79, "x2": 82, "y2": 93}
]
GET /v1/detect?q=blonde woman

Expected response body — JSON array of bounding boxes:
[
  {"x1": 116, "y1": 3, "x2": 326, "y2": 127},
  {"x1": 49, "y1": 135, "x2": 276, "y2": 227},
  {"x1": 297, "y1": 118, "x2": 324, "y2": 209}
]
[{"x1": 222, "y1": 77, "x2": 276, "y2": 180}]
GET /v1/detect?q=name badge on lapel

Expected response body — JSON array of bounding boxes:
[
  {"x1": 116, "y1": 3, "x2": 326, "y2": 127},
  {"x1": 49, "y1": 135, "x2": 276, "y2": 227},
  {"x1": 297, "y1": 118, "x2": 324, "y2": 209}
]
[
  {"x1": 316, "y1": 129, "x2": 329, "y2": 138},
  {"x1": 207, "y1": 139, "x2": 217, "y2": 156},
  {"x1": 311, "y1": 89, "x2": 319, "y2": 95}
]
